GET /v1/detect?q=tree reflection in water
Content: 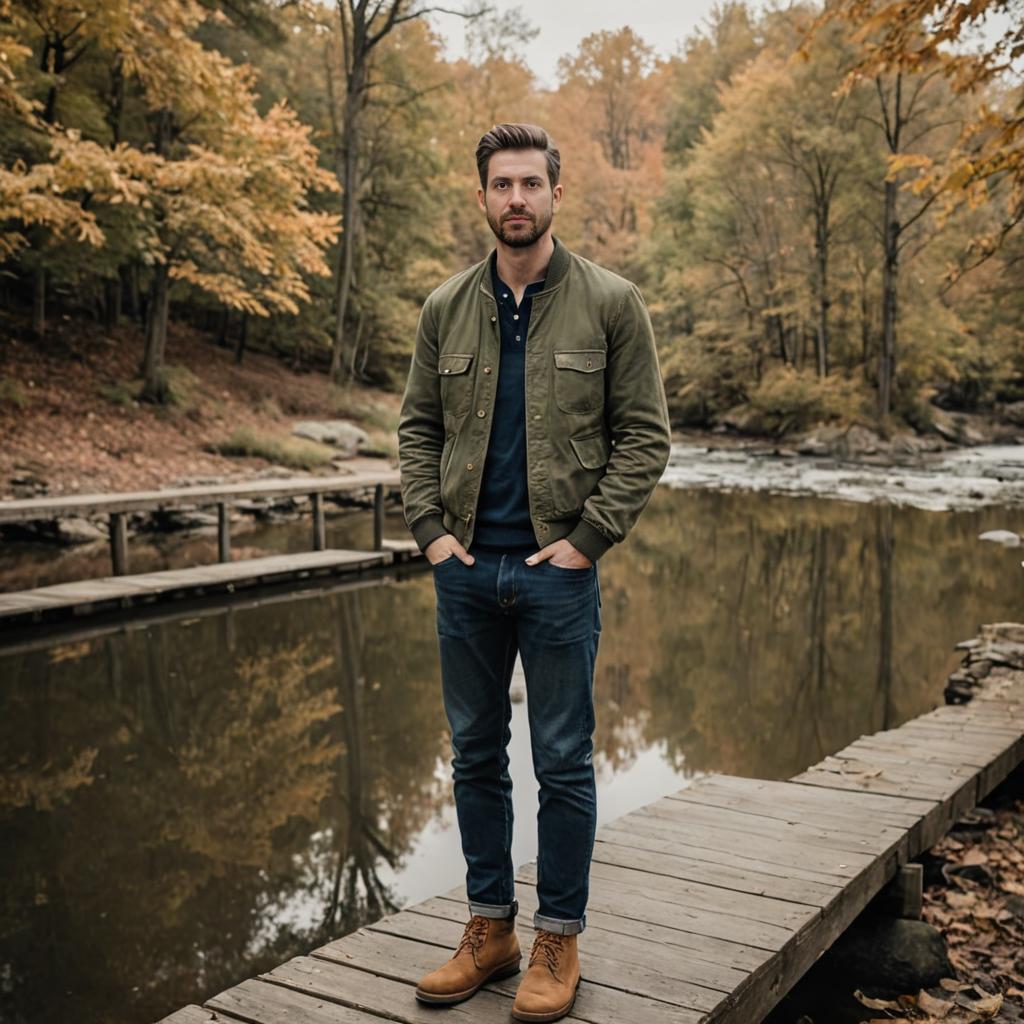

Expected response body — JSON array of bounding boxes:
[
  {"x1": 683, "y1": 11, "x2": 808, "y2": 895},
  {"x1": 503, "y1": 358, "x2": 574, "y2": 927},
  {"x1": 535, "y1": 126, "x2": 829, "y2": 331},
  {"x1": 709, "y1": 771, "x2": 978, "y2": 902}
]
[{"x1": 1, "y1": 485, "x2": 1021, "y2": 1024}]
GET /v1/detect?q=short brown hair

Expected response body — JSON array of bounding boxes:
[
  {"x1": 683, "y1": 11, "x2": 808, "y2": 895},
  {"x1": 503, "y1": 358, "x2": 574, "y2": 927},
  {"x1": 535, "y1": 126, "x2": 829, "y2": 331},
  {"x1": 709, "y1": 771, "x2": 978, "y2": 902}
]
[{"x1": 475, "y1": 123, "x2": 561, "y2": 190}]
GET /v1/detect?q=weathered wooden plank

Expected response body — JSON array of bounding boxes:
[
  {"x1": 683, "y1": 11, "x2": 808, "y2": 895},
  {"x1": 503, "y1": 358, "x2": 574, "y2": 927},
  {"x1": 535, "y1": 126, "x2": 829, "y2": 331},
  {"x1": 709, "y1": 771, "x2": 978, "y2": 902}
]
[
  {"x1": 206, "y1": 975, "x2": 383, "y2": 1024},
  {"x1": 790, "y1": 768, "x2": 978, "y2": 832},
  {"x1": 519, "y1": 859, "x2": 816, "y2": 931},
  {"x1": 314, "y1": 925, "x2": 730, "y2": 1014},
  {"x1": 0, "y1": 550, "x2": 393, "y2": 620},
  {"x1": 626, "y1": 805, "x2": 876, "y2": 878},
  {"x1": 699, "y1": 773, "x2": 934, "y2": 820},
  {"x1": 590, "y1": 836, "x2": 842, "y2": 908},
  {"x1": 644, "y1": 794, "x2": 903, "y2": 856},
  {"x1": 418, "y1": 893, "x2": 771, "y2": 974},
  {"x1": 154, "y1": 1006, "x2": 220, "y2": 1024},
  {"x1": 595, "y1": 819, "x2": 859, "y2": 890},
  {"x1": 666, "y1": 776, "x2": 924, "y2": 834},
  {"x1": 267, "y1": 953, "x2": 697, "y2": 1024},
  {"x1": 364, "y1": 904, "x2": 750, "y2": 999}
]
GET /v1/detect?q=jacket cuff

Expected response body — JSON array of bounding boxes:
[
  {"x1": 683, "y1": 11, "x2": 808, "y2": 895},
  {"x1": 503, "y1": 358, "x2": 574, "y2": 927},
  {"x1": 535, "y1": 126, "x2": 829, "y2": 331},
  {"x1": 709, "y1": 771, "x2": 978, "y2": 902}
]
[
  {"x1": 566, "y1": 519, "x2": 613, "y2": 563},
  {"x1": 409, "y1": 514, "x2": 448, "y2": 553}
]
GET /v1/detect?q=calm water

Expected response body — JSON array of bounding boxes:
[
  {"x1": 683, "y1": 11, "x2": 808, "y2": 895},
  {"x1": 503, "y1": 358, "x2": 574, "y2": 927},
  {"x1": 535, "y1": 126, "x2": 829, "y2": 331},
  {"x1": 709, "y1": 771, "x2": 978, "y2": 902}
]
[{"x1": 1, "y1": 483, "x2": 1022, "y2": 1024}]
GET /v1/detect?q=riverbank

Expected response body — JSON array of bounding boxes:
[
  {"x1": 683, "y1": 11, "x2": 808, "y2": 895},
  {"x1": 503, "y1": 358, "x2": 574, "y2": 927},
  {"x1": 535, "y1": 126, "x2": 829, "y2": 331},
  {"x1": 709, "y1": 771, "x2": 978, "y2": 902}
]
[{"x1": 0, "y1": 319, "x2": 401, "y2": 501}]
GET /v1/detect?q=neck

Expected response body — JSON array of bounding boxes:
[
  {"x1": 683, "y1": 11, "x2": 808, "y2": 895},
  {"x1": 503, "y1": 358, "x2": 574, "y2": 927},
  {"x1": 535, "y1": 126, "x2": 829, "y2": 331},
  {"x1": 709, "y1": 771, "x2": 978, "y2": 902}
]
[{"x1": 494, "y1": 232, "x2": 554, "y2": 290}]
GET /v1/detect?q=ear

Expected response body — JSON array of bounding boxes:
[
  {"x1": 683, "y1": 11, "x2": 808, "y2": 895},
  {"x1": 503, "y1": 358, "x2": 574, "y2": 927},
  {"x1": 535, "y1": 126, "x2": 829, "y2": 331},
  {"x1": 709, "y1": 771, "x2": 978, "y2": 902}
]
[
  {"x1": 552, "y1": 182, "x2": 563, "y2": 212},
  {"x1": 476, "y1": 186, "x2": 486, "y2": 212}
]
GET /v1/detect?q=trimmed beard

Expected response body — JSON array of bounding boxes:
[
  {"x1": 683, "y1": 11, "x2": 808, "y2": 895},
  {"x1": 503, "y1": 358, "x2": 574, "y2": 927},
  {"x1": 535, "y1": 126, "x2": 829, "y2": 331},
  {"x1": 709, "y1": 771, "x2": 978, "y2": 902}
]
[{"x1": 486, "y1": 206, "x2": 553, "y2": 248}]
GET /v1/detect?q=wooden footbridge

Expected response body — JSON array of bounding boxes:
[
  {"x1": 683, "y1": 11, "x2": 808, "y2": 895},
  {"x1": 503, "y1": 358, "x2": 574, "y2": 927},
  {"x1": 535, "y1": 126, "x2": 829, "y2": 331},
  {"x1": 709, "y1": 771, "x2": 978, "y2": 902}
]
[
  {"x1": 0, "y1": 470, "x2": 420, "y2": 628},
  {"x1": 160, "y1": 624, "x2": 1024, "y2": 1024}
]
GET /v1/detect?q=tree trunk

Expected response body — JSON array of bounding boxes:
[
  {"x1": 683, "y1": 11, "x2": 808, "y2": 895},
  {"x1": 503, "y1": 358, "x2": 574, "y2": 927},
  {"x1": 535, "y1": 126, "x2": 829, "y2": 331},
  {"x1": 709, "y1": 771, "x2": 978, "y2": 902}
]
[
  {"x1": 234, "y1": 313, "x2": 248, "y2": 365},
  {"x1": 815, "y1": 213, "x2": 830, "y2": 378},
  {"x1": 329, "y1": 57, "x2": 366, "y2": 385},
  {"x1": 103, "y1": 276, "x2": 121, "y2": 331},
  {"x1": 31, "y1": 267, "x2": 46, "y2": 341},
  {"x1": 141, "y1": 264, "x2": 170, "y2": 403},
  {"x1": 879, "y1": 177, "x2": 899, "y2": 418}
]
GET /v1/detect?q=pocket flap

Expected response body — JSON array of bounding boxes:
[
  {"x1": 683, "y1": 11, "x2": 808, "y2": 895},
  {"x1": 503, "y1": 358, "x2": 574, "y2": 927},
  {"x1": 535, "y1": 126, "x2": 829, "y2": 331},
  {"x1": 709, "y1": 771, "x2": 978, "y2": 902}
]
[
  {"x1": 554, "y1": 349, "x2": 606, "y2": 373},
  {"x1": 438, "y1": 353, "x2": 474, "y2": 376},
  {"x1": 569, "y1": 431, "x2": 611, "y2": 470}
]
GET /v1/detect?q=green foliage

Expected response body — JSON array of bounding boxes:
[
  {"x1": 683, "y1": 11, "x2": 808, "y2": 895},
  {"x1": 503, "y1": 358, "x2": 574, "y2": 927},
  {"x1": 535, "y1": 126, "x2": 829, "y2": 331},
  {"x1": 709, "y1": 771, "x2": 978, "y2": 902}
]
[
  {"x1": 97, "y1": 380, "x2": 137, "y2": 407},
  {"x1": 747, "y1": 367, "x2": 867, "y2": 437},
  {"x1": 0, "y1": 378, "x2": 29, "y2": 411},
  {"x1": 207, "y1": 426, "x2": 336, "y2": 470}
]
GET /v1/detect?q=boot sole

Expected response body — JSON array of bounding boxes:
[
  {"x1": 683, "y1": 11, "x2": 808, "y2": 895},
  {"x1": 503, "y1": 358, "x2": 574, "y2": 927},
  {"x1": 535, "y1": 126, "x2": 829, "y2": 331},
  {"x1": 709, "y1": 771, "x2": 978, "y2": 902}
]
[
  {"x1": 510, "y1": 976, "x2": 580, "y2": 1022},
  {"x1": 414, "y1": 957, "x2": 522, "y2": 1006}
]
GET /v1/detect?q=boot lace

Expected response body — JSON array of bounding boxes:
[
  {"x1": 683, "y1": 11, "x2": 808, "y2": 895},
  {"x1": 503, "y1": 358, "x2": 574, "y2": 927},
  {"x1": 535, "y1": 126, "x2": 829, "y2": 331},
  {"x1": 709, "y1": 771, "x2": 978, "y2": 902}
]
[
  {"x1": 528, "y1": 930, "x2": 564, "y2": 977},
  {"x1": 454, "y1": 915, "x2": 489, "y2": 964}
]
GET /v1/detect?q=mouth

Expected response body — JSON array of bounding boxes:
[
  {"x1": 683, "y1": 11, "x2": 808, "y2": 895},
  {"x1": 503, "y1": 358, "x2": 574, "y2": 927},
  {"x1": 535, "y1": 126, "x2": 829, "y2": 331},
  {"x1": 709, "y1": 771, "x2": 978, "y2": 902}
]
[{"x1": 504, "y1": 215, "x2": 532, "y2": 224}]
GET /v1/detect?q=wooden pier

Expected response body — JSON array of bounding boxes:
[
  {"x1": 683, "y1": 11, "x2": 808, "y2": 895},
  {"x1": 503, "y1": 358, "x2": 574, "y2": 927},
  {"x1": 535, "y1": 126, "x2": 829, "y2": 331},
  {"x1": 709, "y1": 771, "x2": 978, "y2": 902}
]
[
  {"x1": 158, "y1": 625, "x2": 1024, "y2": 1024},
  {"x1": 0, "y1": 470, "x2": 421, "y2": 628}
]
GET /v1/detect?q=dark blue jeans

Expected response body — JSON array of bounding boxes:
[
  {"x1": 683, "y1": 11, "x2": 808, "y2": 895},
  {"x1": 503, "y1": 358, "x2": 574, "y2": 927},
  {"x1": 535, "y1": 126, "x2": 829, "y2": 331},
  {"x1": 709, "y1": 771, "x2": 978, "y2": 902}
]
[{"x1": 432, "y1": 544, "x2": 601, "y2": 935}]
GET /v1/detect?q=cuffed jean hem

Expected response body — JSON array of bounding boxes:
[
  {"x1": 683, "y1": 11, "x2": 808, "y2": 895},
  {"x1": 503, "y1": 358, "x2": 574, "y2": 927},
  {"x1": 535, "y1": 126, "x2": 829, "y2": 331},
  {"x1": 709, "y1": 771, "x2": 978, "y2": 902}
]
[
  {"x1": 533, "y1": 912, "x2": 585, "y2": 936},
  {"x1": 469, "y1": 899, "x2": 518, "y2": 920}
]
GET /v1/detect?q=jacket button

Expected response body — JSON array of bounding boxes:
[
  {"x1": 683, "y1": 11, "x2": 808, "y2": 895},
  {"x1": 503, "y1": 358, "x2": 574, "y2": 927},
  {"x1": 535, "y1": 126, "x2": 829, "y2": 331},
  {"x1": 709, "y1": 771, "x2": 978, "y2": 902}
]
[
  {"x1": 586, "y1": 360, "x2": 593, "y2": 367},
  {"x1": 476, "y1": 409, "x2": 485, "y2": 418},
  {"x1": 443, "y1": 368, "x2": 452, "y2": 373},
  {"x1": 533, "y1": 414, "x2": 541, "y2": 420},
  {"x1": 484, "y1": 366, "x2": 492, "y2": 374},
  {"x1": 490, "y1": 315, "x2": 497, "y2": 323},
  {"x1": 467, "y1": 462, "x2": 474, "y2": 470}
]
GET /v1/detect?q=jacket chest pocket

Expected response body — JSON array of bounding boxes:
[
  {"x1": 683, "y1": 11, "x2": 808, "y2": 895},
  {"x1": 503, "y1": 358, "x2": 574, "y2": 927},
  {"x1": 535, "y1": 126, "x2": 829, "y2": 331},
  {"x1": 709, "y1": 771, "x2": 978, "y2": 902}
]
[
  {"x1": 438, "y1": 352, "x2": 475, "y2": 420},
  {"x1": 553, "y1": 349, "x2": 606, "y2": 414}
]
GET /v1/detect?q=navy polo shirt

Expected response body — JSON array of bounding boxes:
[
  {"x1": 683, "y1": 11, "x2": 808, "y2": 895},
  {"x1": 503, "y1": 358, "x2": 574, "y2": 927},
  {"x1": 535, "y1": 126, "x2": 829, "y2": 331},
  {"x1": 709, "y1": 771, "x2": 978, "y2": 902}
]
[{"x1": 472, "y1": 256, "x2": 545, "y2": 550}]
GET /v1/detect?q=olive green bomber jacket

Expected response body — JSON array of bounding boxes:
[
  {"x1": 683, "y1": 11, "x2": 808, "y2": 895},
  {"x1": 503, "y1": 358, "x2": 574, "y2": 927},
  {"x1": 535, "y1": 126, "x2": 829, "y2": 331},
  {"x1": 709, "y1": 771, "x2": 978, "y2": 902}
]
[{"x1": 397, "y1": 237, "x2": 671, "y2": 563}]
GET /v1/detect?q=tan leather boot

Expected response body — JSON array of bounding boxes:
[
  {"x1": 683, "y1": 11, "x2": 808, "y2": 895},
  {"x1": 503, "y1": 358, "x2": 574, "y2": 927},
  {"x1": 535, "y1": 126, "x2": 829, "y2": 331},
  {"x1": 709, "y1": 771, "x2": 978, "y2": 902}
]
[
  {"x1": 414, "y1": 914, "x2": 521, "y2": 1005},
  {"x1": 511, "y1": 930, "x2": 580, "y2": 1022}
]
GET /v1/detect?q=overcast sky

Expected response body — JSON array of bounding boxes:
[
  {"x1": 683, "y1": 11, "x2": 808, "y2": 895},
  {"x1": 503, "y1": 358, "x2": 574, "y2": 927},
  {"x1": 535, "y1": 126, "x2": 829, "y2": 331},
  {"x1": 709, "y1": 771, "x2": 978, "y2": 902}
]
[
  {"x1": 430, "y1": 1, "x2": 741, "y2": 88},
  {"x1": 428, "y1": 2, "x2": 1016, "y2": 90}
]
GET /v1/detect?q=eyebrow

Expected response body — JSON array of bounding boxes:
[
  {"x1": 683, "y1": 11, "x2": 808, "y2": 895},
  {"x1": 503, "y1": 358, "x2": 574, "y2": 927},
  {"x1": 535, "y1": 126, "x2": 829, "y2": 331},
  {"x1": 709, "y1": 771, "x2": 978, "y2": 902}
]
[{"x1": 492, "y1": 175, "x2": 543, "y2": 184}]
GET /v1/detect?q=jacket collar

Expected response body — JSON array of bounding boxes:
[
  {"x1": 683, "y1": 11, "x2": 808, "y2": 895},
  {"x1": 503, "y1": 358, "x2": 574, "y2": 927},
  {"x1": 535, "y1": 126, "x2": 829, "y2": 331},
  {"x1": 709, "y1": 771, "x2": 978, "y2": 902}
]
[{"x1": 478, "y1": 235, "x2": 569, "y2": 300}]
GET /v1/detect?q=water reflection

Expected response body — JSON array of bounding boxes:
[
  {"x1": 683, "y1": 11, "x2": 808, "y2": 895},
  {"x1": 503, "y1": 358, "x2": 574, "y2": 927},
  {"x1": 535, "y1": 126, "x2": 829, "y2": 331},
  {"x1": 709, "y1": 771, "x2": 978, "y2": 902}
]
[{"x1": 1, "y1": 486, "x2": 1022, "y2": 1024}]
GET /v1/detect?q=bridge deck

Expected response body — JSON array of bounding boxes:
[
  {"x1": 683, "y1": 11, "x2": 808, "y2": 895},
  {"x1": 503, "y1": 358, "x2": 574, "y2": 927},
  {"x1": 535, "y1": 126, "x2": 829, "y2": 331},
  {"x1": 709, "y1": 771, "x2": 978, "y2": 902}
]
[
  {"x1": 157, "y1": 641, "x2": 1024, "y2": 1024},
  {"x1": 0, "y1": 541, "x2": 419, "y2": 625}
]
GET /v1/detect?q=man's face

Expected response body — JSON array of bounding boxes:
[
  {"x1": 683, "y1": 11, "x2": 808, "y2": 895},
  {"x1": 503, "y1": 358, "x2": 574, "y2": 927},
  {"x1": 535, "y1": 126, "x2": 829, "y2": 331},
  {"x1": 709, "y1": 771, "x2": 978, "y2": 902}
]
[{"x1": 477, "y1": 149, "x2": 563, "y2": 249}]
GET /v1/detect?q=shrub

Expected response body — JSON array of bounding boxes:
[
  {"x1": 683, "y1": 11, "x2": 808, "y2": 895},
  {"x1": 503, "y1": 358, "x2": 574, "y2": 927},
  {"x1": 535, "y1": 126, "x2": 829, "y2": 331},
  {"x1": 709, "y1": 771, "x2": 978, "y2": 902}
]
[
  {"x1": 747, "y1": 366, "x2": 865, "y2": 437},
  {"x1": 207, "y1": 426, "x2": 335, "y2": 470},
  {"x1": 0, "y1": 378, "x2": 29, "y2": 411}
]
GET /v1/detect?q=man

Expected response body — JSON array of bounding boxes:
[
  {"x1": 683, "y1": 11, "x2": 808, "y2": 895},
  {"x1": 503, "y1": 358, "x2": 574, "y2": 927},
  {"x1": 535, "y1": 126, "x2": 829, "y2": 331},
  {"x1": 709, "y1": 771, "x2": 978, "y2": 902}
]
[{"x1": 397, "y1": 123, "x2": 670, "y2": 1022}]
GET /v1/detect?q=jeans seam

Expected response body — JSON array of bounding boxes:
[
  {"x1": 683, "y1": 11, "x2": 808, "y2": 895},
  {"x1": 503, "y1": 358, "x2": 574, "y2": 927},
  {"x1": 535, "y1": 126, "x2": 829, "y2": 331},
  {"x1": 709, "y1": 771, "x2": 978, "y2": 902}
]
[{"x1": 499, "y1": 629, "x2": 516, "y2": 906}]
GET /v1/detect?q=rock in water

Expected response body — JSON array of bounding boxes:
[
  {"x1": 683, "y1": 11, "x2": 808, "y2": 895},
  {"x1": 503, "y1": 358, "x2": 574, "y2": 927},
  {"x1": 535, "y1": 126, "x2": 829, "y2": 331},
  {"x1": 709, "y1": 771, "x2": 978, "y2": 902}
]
[
  {"x1": 978, "y1": 529, "x2": 1020, "y2": 547},
  {"x1": 292, "y1": 420, "x2": 370, "y2": 458}
]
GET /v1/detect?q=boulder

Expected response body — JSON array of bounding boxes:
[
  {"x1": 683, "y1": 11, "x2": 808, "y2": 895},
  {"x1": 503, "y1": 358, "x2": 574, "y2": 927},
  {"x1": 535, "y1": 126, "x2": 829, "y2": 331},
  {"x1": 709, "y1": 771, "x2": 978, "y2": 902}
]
[
  {"x1": 56, "y1": 516, "x2": 107, "y2": 545},
  {"x1": 1000, "y1": 400, "x2": 1024, "y2": 427},
  {"x1": 979, "y1": 529, "x2": 1021, "y2": 547},
  {"x1": 819, "y1": 916, "x2": 951, "y2": 998},
  {"x1": 292, "y1": 419, "x2": 370, "y2": 457}
]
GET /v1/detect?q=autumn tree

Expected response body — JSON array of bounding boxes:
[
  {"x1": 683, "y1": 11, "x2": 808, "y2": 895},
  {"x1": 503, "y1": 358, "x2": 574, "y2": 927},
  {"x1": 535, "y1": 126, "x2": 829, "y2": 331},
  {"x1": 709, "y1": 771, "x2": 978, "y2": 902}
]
[{"x1": 326, "y1": 0, "x2": 478, "y2": 385}]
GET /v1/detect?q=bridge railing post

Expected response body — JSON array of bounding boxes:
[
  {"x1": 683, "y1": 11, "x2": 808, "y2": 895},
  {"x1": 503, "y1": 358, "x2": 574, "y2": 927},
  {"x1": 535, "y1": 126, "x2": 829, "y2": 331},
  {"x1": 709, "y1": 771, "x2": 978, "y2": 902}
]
[
  {"x1": 373, "y1": 484, "x2": 384, "y2": 551},
  {"x1": 217, "y1": 502, "x2": 231, "y2": 562},
  {"x1": 109, "y1": 512, "x2": 128, "y2": 575},
  {"x1": 311, "y1": 492, "x2": 326, "y2": 551}
]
